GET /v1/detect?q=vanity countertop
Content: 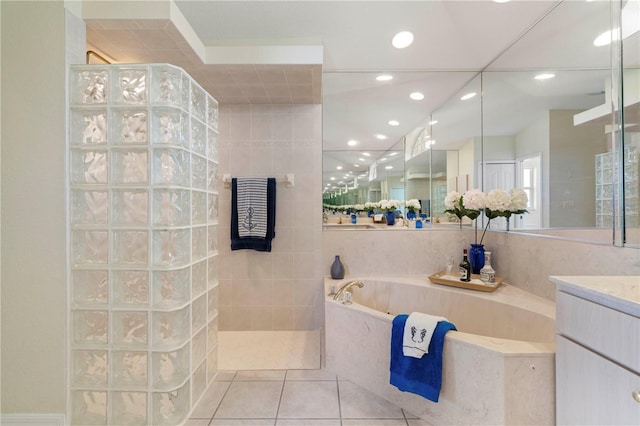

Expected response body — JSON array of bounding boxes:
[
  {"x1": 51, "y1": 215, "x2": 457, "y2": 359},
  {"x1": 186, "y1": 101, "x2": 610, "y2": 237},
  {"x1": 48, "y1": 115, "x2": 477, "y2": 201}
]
[{"x1": 550, "y1": 275, "x2": 640, "y2": 317}]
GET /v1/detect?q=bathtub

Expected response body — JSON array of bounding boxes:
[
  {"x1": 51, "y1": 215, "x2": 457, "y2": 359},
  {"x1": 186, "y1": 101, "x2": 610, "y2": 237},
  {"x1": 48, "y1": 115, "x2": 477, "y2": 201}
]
[{"x1": 324, "y1": 276, "x2": 556, "y2": 425}]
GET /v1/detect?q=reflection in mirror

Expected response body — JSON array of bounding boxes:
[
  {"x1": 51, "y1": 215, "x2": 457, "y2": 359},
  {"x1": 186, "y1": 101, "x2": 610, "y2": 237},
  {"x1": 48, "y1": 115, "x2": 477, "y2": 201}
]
[
  {"x1": 404, "y1": 147, "x2": 448, "y2": 220},
  {"x1": 623, "y1": 67, "x2": 640, "y2": 246},
  {"x1": 481, "y1": 69, "x2": 611, "y2": 235},
  {"x1": 482, "y1": 0, "x2": 639, "y2": 245},
  {"x1": 622, "y1": 1, "x2": 640, "y2": 246},
  {"x1": 322, "y1": 71, "x2": 478, "y2": 225},
  {"x1": 424, "y1": 74, "x2": 482, "y2": 224},
  {"x1": 322, "y1": 140, "x2": 404, "y2": 213},
  {"x1": 321, "y1": 0, "x2": 639, "y2": 244}
]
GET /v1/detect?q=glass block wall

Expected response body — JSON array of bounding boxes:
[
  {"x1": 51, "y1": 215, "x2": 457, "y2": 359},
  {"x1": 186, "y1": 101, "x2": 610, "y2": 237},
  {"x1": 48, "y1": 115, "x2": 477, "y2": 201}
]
[
  {"x1": 595, "y1": 147, "x2": 638, "y2": 229},
  {"x1": 68, "y1": 64, "x2": 219, "y2": 425}
]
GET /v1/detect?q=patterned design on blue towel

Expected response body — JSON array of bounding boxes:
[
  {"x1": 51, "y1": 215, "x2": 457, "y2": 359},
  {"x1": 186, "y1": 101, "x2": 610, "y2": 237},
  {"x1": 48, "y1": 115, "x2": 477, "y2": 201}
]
[
  {"x1": 237, "y1": 178, "x2": 267, "y2": 238},
  {"x1": 390, "y1": 314, "x2": 456, "y2": 402}
]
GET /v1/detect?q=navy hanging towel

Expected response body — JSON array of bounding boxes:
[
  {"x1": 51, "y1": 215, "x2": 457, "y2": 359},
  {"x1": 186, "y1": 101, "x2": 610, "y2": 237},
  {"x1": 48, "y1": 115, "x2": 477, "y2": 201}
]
[{"x1": 231, "y1": 177, "x2": 276, "y2": 252}]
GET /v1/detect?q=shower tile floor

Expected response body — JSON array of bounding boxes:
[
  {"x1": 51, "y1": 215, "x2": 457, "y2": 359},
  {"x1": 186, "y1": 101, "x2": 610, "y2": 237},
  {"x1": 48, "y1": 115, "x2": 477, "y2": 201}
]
[
  {"x1": 187, "y1": 369, "x2": 433, "y2": 426},
  {"x1": 218, "y1": 330, "x2": 321, "y2": 370}
]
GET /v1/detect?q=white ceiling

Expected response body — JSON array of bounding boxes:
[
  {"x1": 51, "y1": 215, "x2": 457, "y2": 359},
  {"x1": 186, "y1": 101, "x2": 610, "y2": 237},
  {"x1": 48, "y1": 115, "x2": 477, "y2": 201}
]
[
  {"x1": 86, "y1": 0, "x2": 563, "y2": 110},
  {"x1": 173, "y1": 0, "x2": 560, "y2": 72},
  {"x1": 171, "y1": 0, "x2": 562, "y2": 154}
]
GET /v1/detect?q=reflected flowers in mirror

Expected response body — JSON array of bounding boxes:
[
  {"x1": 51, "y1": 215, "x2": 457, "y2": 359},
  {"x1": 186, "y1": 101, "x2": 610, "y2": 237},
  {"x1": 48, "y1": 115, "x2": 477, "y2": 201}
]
[
  {"x1": 364, "y1": 202, "x2": 378, "y2": 217},
  {"x1": 378, "y1": 199, "x2": 401, "y2": 212},
  {"x1": 406, "y1": 199, "x2": 421, "y2": 212},
  {"x1": 444, "y1": 190, "x2": 484, "y2": 229},
  {"x1": 480, "y1": 188, "x2": 529, "y2": 242}
]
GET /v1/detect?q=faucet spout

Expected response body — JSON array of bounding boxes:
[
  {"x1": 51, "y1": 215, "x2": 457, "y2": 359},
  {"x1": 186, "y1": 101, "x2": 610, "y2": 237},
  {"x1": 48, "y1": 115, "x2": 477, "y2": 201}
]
[{"x1": 333, "y1": 280, "x2": 364, "y2": 301}]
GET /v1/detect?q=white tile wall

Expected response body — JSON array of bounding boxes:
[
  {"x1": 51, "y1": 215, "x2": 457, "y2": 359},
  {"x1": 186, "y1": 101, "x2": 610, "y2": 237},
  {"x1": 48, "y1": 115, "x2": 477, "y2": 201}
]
[
  {"x1": 218, "y1": 104, "x2": 322, "y2": 331},
  {"x1": 217, "y1": 102, "x2": 637, "y2": 331}
]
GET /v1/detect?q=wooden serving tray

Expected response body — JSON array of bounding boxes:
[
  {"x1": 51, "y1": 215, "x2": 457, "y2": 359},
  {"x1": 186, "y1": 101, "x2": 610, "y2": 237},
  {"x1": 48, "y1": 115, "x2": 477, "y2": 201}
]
[{"x1": 428, "y1": 271, "x2": 503, "y2": 292}]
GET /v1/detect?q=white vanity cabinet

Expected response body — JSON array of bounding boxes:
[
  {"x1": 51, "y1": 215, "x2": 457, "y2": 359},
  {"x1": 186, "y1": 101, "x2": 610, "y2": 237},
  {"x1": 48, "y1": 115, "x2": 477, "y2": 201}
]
[{"x1": 552, "y1": 276, "x2": 640, "y2": 425}]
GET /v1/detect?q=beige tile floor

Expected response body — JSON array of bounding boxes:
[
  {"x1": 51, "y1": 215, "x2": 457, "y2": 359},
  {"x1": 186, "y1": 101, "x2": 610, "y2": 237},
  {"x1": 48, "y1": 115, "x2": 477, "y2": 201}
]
[{"x1": 186, "y1": 369, "x2": 432, "y2": 426}]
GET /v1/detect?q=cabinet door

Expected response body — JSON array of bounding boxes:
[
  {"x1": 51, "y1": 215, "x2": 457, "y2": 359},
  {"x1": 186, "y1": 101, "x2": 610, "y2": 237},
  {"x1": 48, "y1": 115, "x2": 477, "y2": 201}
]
[{"x1": 556, "y1": 336, "x2": 640, "y2": 425}]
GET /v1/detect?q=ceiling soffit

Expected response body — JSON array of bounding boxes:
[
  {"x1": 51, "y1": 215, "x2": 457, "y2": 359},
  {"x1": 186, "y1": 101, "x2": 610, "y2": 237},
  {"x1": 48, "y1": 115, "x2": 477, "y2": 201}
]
[{"x1": 84, "y1": 5, "x2": 322, "y2": 105}]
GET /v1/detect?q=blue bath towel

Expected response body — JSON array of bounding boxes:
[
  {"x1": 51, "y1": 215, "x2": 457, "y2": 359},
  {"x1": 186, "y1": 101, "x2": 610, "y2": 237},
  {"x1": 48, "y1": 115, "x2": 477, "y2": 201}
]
[
  {"x1": 231, "y1": 177, "x2": 276, "y2": 252},
  {"x1": 390, "y1": 314, "x2": 456, "y2": 402}
]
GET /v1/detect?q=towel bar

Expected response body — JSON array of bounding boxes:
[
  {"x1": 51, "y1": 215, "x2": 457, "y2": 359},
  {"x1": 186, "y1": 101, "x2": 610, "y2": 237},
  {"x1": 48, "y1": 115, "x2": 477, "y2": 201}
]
[{"x1": 222, "y1": 174, "x2": 294, "y2": 189}]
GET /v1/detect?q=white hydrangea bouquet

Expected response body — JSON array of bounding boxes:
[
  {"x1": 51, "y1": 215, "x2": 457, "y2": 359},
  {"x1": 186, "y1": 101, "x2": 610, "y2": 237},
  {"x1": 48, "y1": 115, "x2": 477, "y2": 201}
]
[
  {"x1": 405, "y1": 199, "x2": 422, "y2": 213},
  {"x1": 444, "y1": 189, "x2": 484, "y2": 228},
  {"x1": 480, "y1": 188, "x2": 528, "y2": 241},
  {"x1": 484, "y1": 188, "x2": 528, "y2": 220},
  {"x1": 444, "y1": 188, "x2": 528, "y2": 243},
  {"x1": 364, "y1": 201, "x2": 378, "y2": 212},
  {"x1": 378, "y1": 199, "x2": 400, "y2": 213}
]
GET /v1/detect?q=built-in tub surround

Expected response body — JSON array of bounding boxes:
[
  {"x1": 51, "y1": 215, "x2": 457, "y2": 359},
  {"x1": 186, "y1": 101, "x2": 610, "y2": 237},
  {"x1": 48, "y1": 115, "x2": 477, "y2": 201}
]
[{"x1": 325, "y1": 276, "x2": 555, "y2": 425}]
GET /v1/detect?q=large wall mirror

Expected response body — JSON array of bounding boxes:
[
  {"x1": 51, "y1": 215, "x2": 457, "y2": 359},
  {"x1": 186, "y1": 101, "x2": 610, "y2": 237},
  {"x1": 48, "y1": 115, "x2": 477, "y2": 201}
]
[
  {"x1": 483, "y1": 0, "x2": 639, "y2": 246},
  {"x1": 322, "y1": 71, "x2": 477, "y2": 210},
  {"x1": 322, "y1": 0, "x2": 639, "y2": 247},
  {"x1": 403, "y1": 74, "x2": 482, "y2": 220}
]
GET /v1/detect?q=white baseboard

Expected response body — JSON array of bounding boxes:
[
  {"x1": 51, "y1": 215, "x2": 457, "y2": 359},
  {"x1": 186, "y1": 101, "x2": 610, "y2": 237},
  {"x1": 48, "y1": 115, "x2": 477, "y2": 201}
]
[{"x1": 0, "y1": 414, "x2": 66, "y2": 426}]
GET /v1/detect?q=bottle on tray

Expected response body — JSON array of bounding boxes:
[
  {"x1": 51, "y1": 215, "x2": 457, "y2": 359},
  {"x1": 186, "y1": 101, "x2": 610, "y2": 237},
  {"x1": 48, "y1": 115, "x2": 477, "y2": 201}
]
[
  {"x1": 480, "y1": 251, "x2": 496, "y2": 284},
  {"x1": 459, "y1": 249, "x2": 471, "y2": 282}
]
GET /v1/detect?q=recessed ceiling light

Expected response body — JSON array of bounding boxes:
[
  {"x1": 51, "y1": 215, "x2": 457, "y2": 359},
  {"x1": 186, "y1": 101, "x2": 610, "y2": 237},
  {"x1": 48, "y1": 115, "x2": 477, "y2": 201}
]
[
  {"x1": 385, "y1": 166, "x2": 393, "y2": 170},
  {"x1": 388, "y1": 120, "x2": 400, "y2": 126},
  {"x1": 392, "y1": 31, "x2": 414, "y2": 49},
  {"x1": 376, "y1": 74, "x2": 393, "y2": 81},
  {"x1": 362, "y1": 152, "x2": 371, "y2": 157},
  {"x1": 410, "y1": 92, "x2": 425, "y2": 101},
  {"x1": 534, "y1": 73, "x2": 555, "y2": 80},
  {"x1": 336, "y1": 166, "x2": 343, "y2": 170},
  {"x1": 375, "y1": 134, "x2": 388, "y2": 140},
  {"x1": 359, "y1": 158, "x2": 366, "y2": 162},
  {"x1": 379, "y1": 158, "x2": 387, "y2": 162},
  {"x1": 347, "y1": 139, "x2": 358, "y2": 146},
  {"x1": 460, "y1": 92, "x2": 477, "y2": 101},
  {"x1": 389, "y1": 152, "x2": 398, "y2": 156},
  {"x1": 354, "y1": 164, "x2": 360, "y2": 167},
  {"x1": 330, "y1": 177, "x2": 336, "y2": 181},
  {"x1": 594, "y1": 29, "x2": 619, "y2": 47},
  {"x1": 429, "y1": 120, "x2": 438, "y2": 125},
  {"x1": 494, "y1": 0, "x2": 510, "y2": 3}
]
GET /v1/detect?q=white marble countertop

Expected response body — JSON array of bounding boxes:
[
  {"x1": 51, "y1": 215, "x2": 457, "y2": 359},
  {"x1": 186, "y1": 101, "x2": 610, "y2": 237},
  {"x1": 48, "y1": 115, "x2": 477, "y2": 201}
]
[{"x1": 550, "y1": 275, "x2": 640, "y2": 317}]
